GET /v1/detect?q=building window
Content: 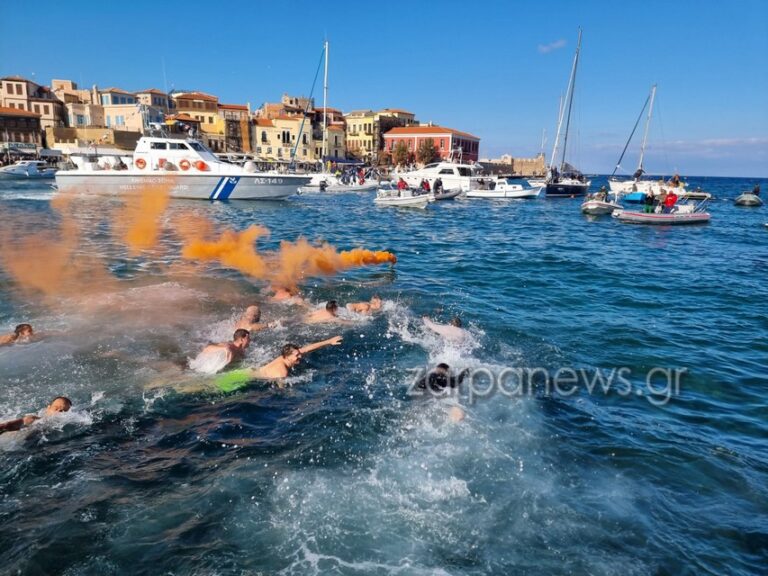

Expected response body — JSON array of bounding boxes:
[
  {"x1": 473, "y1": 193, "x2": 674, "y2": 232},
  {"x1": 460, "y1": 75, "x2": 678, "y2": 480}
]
[
  {"x1": 6, "y1": 83, "x2": 14, "y2": 94},
  {"x1": 44, "y1": 105, "x2": 49, "y2": 115},
  {"x1": 440, "y1": 139, "x2": 444, "y2": 149},
  {"x1": 261, "y1": 131, "x2": 267, "y2": 143},
  {"x1": 34, "y1": 104, "x2": 40, "y2": 113},
  {"x1": 16, "y1": 83, "x2": 22, "y2": 94},
  {"x1": 18, "y1": 103, "x2": 24, "y2": 110},
  {"x1": 77, "y1": 114, "x2": 85, "y2": 125},
  {"x1": 208, "y1": 117, "x2": 213, "y2": 124}
]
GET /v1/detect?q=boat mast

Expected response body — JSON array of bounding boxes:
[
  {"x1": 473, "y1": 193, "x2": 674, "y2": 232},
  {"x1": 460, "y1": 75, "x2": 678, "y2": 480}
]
[
  {"x1": 322, "y1": 40, "x2": 329, "y2": 163},
  {"x1": 559, "y1": 28, "x2": 582, "y2": 173},
  {"x1": 636, "y1": 83, "x2": 657, "y2": 175},
  {"x1": 548, "y1": 93, "x2": 566, "y2": 176}
]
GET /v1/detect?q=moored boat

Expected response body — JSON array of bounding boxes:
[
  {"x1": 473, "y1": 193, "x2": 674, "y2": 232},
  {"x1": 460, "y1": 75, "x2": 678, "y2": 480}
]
[
  {"x1": 430, "y1": 188, "x2": 462, "y2": 201},
  {"x1": 581, "y1": 198, "x2": 620, "y2": 215},
  {"x1": 544, "y1": 30, "x2": 590, "y2": 198},
  {"x1": 0, "y1": 160, "x2": 57, "y2": 179},
  {"x1": 734, "y1": 192, "x2": 763, "y2": 206},
  {"x1": 612, "y1": 201, "x2": 710, "y2": 225},
  {"x1": 54, "y1": 136, "x2": 310, "y2": 200},
  {"x1": 374, "y1": 185, "x2": 431, "y2": 208},
  {"x1": 467, "y1": 177, "x2": 541, "y2": 199}
]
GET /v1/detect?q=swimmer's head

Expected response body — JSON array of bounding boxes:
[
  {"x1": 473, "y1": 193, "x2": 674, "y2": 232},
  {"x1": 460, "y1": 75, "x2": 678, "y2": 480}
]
[
  {"x1": 45, "y1": 396, "x2": 72, "y2": 415},
  {"x1": 272, "y1": 285, "x2": 296, "y2": 298},
  {"x1": 325, "y1": 300, "x2": 339, "y2": 314},
  {"x1": 450, "y1": 317, "x2": 462, "y2": 328},
  {"x1": 233, "y1": 329, "x2": 251, "y2": 349},
  {"x1": 14, "y1": 323, "x2": 33, "y2": 342},
  {"x1": 436, "y1": 363, "x2": 450, "y2": 374},
  {"x1": 244, "y1": 305, "x2": 261, "y2": 323},
  {"x1": 281, "y1": 343, "x2": 302, "y2": 367},
  {"x1": 370, "y1": 295, "x2": 382, "y2": 310}
]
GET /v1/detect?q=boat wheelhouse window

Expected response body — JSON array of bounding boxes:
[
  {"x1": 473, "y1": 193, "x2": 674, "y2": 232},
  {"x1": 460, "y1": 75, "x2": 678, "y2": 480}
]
[
  {"x1": 438, "y1": 168, "x2": 454, "y2": 175},
  {"x1": 169, "y1": 142, "x2": 189, "y2": 150},
  {"x1": 150, "y1": 142, "x2": 168, "y2": 150},
  {"x1": 188, "y1": 142, "x2": 206, "y2": 152},
  {"x1": 458, "y1": 167, "x2": 472, "y2": 176}
]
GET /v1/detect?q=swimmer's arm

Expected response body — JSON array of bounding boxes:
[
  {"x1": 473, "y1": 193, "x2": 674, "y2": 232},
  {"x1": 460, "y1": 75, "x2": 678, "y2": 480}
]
[
  {"x1": 299, "y1": 335, "x2": 343, "y2": 355},
  {"x1": 422, "y1": 317, "x2": 446, "y2": 335},
  {"x1": 0, "y1": 415, "x2": 38, "y2": 433},
  {"x1": 0, "y1": 334, "x2": 15, "y2": 346},
  {"x1": 346, "y1": 302, "x2": 365, "y2": 313}
]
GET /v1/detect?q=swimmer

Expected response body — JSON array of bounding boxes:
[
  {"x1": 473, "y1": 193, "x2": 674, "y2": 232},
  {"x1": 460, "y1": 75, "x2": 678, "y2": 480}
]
[
  {"x1": 189, "y1": 328, "x2": 251, "y2": 374},
  {"x1": 0, "y1": 323, "x2": 34, "y2": 346},
  {"x1": 346, "y1": 295, "x2": 383, "y2": 314},
  {"x1": 269, "y1": 285, "x2": 306, "y2": 305},
  {"x1": 235, "y1": 305, "x2": 276, "y2": 332},
  {"x1": 415, "y1": 363, "x2": 469, "y2": 394},
  {"x1": 305, "y1": 300, "x2": 351, "y2": 324},
  {"x1": 248, "y1": 335, "x2": 343, "y2": 379},
  {"x1": 423, "y1": 316, "x2": 468, "y2": 341},
  {"x1": 0, "y1": 396, "x2": 72, "y2": 434}
]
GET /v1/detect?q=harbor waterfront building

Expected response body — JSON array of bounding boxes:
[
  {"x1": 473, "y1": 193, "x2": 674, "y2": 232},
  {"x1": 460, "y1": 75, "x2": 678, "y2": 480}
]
[
  {"x1": 382, "y1": 125, "x2": 480, "y2": 164},
  {"x1": 171, "y1": 91, "x2": 225, "y2": 152},
  {"x1": 219, "y1": 103, "x2": 251, "y2": 153},
  {"x1": 0, "y1": 76, "x2": 66, "y2": 133},
  {"x1": 0, "y1": 106, "x2": 42, "y2": 157},
  {"x1": 345, "y1": 109, "x2": 417, "y2": 163}
]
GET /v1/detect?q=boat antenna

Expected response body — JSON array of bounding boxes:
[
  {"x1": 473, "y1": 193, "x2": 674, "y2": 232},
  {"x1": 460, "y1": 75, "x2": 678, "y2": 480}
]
[
  {"x1": 610, "y1": 88, "x2": 651, "y2": 178},
  {"x1": 291, "y1": 43, "x2": 326, "y2": 167}
]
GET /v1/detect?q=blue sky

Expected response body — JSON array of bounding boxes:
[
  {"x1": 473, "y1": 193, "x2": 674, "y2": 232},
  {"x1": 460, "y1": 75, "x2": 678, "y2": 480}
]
[{"x1": 1, "y1": 0, "x2": 766, "y2": 176}]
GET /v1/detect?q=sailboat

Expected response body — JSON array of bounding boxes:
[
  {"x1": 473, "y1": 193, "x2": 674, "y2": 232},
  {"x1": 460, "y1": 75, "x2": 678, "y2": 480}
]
[
  {"x1": 545, "y1": 29, "x2": 590, "y2": 198},
  {"x1": 607, "y1": 85, "x2": 697, "y2": 202}
]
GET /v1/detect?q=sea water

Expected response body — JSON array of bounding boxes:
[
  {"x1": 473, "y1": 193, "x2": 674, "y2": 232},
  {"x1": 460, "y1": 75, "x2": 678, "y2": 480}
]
[{"x1": 0, "y1": 176, "x2": 766, "y2": 575}]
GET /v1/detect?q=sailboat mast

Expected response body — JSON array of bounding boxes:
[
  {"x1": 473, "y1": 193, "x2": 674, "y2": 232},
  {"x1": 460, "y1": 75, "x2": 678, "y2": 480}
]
[
  {"x1": 636, "y1": 83, "x2": 656, "y2": 174},
  {"x1": 548, "y1": 95, "x2": 565, "y2": 173},
  {"x1": 322, "y1": 40, "x2": 329, "y2": 161},
  {"x1": 560, "y1": 28, "x2": 582, "y2": 172}
]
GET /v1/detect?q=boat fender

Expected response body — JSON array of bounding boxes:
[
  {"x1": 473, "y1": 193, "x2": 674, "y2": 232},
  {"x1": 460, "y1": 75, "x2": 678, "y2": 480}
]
[
  {"x1": 179, "y1": 159, "x2": 191, "y2": 171},
  {"x1": 135, "y1": 158, "x2": 146, "y2": 169},
  {"x1": 195, "y1": 160, "x2": 209, "y2": 171}
]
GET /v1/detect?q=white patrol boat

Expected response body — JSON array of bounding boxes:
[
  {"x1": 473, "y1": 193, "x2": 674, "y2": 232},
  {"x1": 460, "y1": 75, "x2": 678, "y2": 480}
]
[{"x1": 55, "y1": 136, "x2": 311, "y2": 200}]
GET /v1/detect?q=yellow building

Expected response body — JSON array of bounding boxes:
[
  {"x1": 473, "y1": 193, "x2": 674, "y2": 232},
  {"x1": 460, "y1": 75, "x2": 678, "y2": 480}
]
[
  {"x1": 171, "y1": 92, "x2": 225, "y2": 151},
  {"x1": 345, "y1": 108, "x2": 417, "y2": 162}
]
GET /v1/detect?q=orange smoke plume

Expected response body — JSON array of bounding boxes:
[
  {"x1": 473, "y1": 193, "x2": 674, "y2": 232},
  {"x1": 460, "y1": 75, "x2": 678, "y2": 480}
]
[
  {"x1": 0, "y1": 190, "x2": 116, "y2": 298},
  {"x1": 181, "y1": 224, "x2": 270, "y2": 277},
  {"x1": 179, "y1": 224, "x2": 396, "y2": 289},
  {"x1": 117, "y1": 179, "x2": 173, "y2": 254}
]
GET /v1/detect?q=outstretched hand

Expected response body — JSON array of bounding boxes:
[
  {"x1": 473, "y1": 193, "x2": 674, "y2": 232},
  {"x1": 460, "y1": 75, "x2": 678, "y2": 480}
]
[{"x1": 328, "y1": 335, "x2": 343, "y2": 346}]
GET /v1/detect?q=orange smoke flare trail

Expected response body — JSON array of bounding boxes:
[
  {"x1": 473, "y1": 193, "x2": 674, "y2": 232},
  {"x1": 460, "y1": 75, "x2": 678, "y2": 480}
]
[
  {"x1": 181, "y1": 224, "x2": 270, "y2": 277},
  {"x1": 117, "y1": 179, "x2": 174, "y2": 254}
]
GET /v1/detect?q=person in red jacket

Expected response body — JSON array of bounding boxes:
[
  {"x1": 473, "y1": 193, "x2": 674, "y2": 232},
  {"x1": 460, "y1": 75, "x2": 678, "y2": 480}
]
[
  {"x1": 397, "y1": 177, "x2": 408, "y2": 191},
  {"x1": 664, "y1": 190, "x2": 679, "y2": 213}
]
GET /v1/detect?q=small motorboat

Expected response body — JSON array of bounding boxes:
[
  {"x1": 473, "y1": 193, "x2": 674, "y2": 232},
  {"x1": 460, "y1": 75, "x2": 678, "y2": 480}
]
[
  {"x1": 580, "y1": 189, "x2": 621, "y2": 215},
  {"x1": 430, "y1": 187, "x2": 462, "y2": 201},
  {"x1": 734, "y1": 192, "x2": 763, "y2": 207},
  {"x1": 581, "y1": 199, "x2": 621, "y2": 215},
  {"x1": 612, "y1": 201, "x2": 710, "y2": 225},
  {"x1": 467, "y1": 177, "x2": 541, "y2": 199},
  {"x1": 0, "y1": 160, "x2": 58, "y2": 179},
  {"x1": 374, "y1": 185, "x2": 432, "y2": 208}
]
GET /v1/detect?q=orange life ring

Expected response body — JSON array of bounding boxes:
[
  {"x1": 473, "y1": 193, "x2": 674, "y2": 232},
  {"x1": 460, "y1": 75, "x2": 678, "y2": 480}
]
[
  {"x1": 179, "y1": 159, "x2": 191, "y2": 171},
  {"x1": 195, "y1": 160, "x2": 209, "y2": 171},
  {"x1": 135, "y1": 158, "x2": 146, "y2": 169}
]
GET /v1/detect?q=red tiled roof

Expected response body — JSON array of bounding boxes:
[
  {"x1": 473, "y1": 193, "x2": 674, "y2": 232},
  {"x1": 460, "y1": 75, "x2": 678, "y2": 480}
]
[
  {"x1": 273, "y1": 115, "x2": 301, "y2": 122},
  {"x1": 167, "y1": 113, "x2": 200, "y2": 123},
  {"x1": 101, "y1": 87, "x2": 134, "y2": 95},
  {"x1": 220, "y1": 104, "x2": 248, "y2": 110},
  {"x1": 379, "y1": 108, "x2": 414, "y2": 115},
  {"x1": 1, "y1": 75, "x2": 35, "y2": 83},
  {"x1": 137, "y1": 88, "x2": 167, "y2": 95},
  {"x1": 254, "y1": 118, "x2": 274, "y2": 127},
  {"x1": 0, "y1": 106, "x2": 41, "y2": 118},
  {"x1": 384, "y1": 125, "x2": 480, "y2": 140},
  {"x1": 173, "y1": 92, "x2": 218, "y2": 102}
]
